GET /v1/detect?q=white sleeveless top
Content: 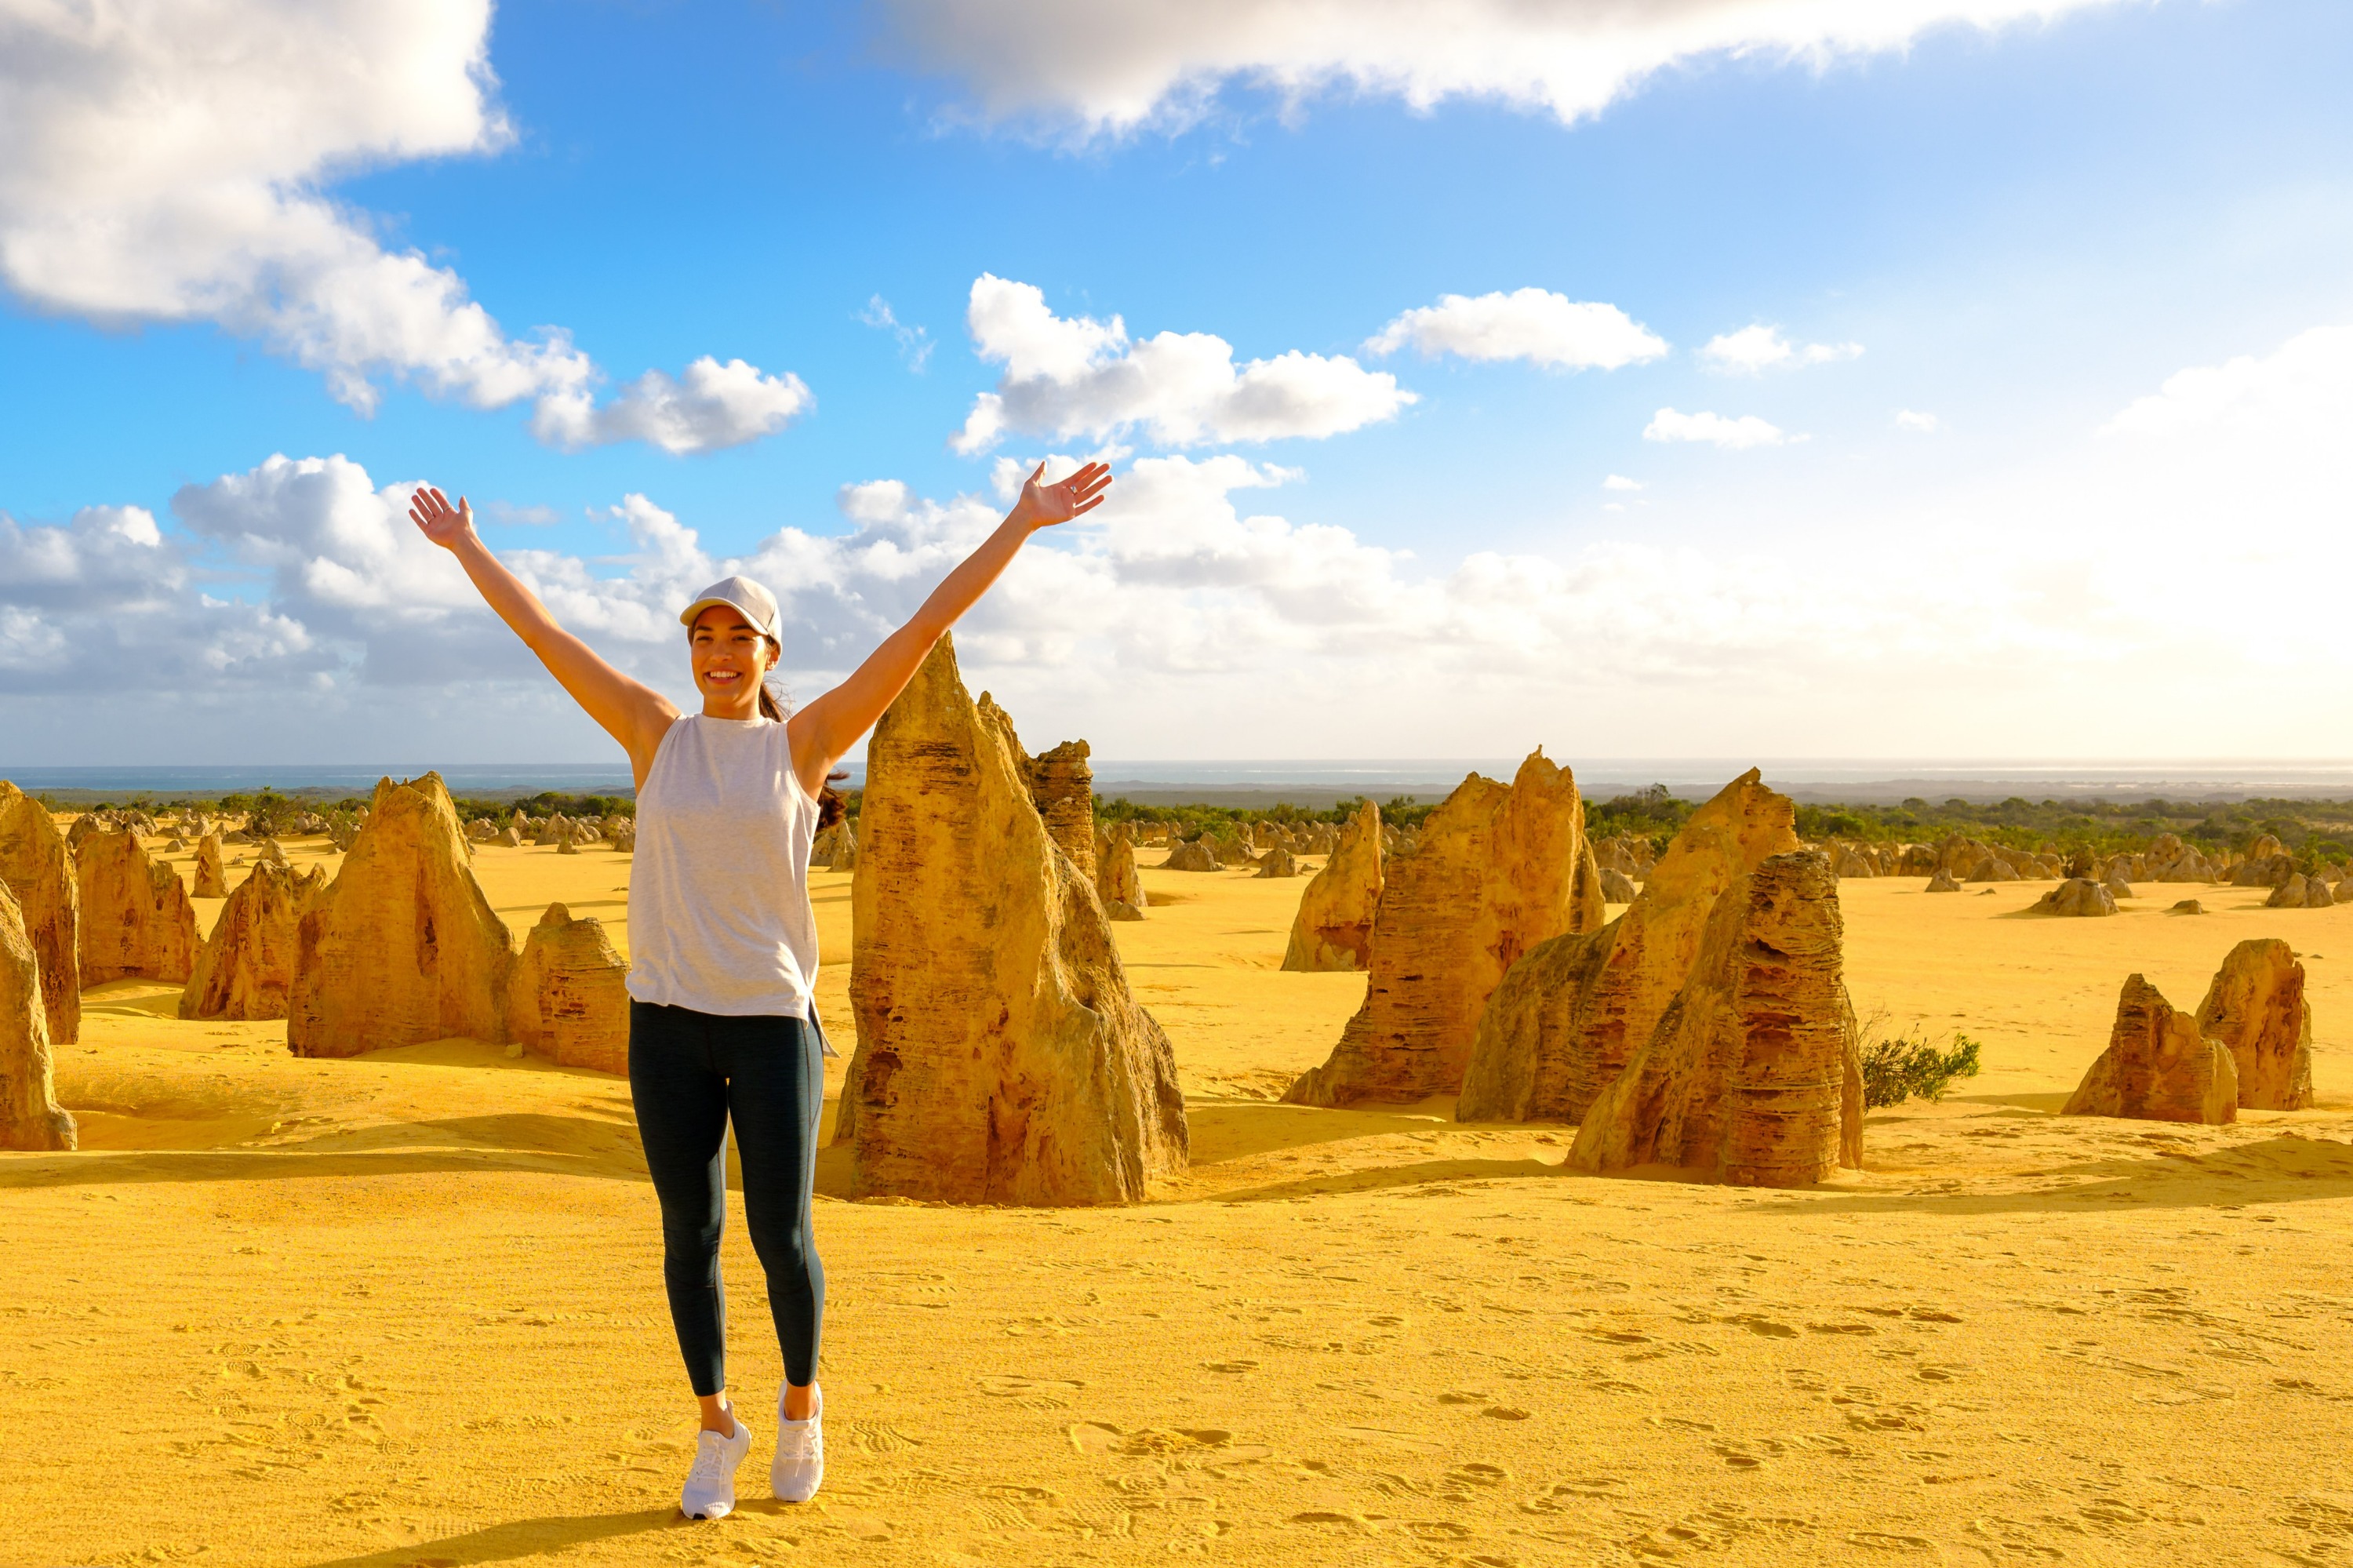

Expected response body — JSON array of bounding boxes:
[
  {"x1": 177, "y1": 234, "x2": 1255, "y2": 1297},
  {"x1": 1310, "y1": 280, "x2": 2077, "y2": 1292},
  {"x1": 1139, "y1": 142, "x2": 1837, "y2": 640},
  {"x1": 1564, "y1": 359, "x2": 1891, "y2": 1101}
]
[{"x1": 627, "y1": 714, "x2": 832, "y2": 1046}]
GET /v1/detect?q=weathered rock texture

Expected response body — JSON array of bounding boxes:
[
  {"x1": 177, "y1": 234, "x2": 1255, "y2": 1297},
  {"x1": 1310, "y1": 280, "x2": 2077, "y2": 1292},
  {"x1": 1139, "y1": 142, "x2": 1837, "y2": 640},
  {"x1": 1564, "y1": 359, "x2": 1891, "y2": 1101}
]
[
  {"x1": 1600, "y1": 867, "x2": 1638, "y2": 903},
  {"x1": 1286, "y1": 751, "x2": 1595, "y2": 1108},
  {"x1": 1256, "y1": 845, "x2": 1300, "y2": 879},
  {"x1": 0, "y1": 782, "x2": 81, "y2": 1046},
  {"x1": 289, "y1": 773, "x2": 514, "y2": 1058},
  {"x1": 2061, "y1": 975, "x2": 2238, "y2": 1124},
  {"x1": 1566, "y1": 850, "x2": 1863, "y2": 1186},
  {"x1": 2034, "y1": 879, "x2": 2118, "y2": 918},
  {"x1": 0, "y1": 882, "x2": 75, "y2": 1151},
  {"x1": 179, "y1": 863, "x2": 325, "y2": 1021},
  {"x1": 1458, "y1": 769, "x2": 1801, "y2": 1126},
  {"x1": 193, "y1": 834, "x2": 227, "y2": 899},
  {"x1": 1281, "y1": 801, "x2": 1384, "y2": 973},
  {"x1": 506, "y1": 904, "x2": 631, "y2": 1074},
  {"x1": 1027, "y1": 740, "x2": 1096, "y2": 882},
  {"x1": 828, "y1": 820, "x2": 858, "y2": 873},
  {"x1": 2195, "y1": 939, "x2": 2313, "y2": 1111},
  {"x1": 1096, "y1": 833, "x2": 1148, "y2": 921},
  {"x1": 75, "y1": 829, "x2": 198, "y2": 984},
  {"x1": 833, "y1": 635, "x2": 1187, "y2": 1205},
  {"x1": 2170, "y1": 899, "x2": 2206, "y2": 915},
  {"x1": 1925, "y1": 869, "x2": 1961, "y2": 893}
]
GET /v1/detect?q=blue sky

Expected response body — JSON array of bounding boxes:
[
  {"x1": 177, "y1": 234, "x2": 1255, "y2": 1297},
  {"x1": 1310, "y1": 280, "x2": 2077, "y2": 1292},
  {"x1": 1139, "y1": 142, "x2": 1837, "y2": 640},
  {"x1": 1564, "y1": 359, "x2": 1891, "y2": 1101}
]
[{"x1": 4, "y1": 0, "x2": 2350, "y2": 765}]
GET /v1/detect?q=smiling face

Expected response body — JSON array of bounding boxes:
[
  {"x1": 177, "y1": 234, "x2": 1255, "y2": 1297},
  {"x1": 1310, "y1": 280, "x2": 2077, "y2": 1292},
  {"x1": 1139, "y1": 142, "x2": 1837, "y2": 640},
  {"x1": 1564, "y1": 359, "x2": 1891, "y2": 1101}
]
[{"x1": 689, "y1": 603, "x2": 778, "y2": 719}]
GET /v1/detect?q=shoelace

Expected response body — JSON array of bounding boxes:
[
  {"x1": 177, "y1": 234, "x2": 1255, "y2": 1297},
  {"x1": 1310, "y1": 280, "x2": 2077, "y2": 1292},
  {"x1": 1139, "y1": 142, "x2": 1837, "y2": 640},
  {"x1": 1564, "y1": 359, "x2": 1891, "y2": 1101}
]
[
  {"x1": 688, "y1": 1432, "x2": 731, "y2": 1483},
  {"x1": 777, "y1": 1418, "x2": 820, "y2": 1462}
]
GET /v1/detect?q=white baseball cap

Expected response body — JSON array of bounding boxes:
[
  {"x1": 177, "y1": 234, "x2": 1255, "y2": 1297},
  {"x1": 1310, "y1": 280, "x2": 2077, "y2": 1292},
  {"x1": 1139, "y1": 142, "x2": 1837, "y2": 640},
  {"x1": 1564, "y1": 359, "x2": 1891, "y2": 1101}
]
[{"x1": 679, "y1": 575, "x2": 780, "y2": 638}]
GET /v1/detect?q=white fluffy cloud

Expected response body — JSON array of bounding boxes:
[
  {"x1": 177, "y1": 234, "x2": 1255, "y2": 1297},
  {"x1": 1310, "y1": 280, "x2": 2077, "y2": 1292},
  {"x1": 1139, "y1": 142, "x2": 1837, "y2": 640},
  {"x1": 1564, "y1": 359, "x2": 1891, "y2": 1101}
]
[
  {"x1": 1895, "y1": 409, "x2": 1941, "y2": 432},
  {"x1": 0, "y1": 1, "x2": 801, "y2": 452},
  {"x1": 1366, "y1": 289, "x2": 1667, "y2": 369},
  {"x1": 12, "y1": 322, "x2": 2353, "y2": 759},
  {"x1": 950, "y1": 275, "x2": 1413, "y2": 453},
  {"x1": 1643, "y1": 408, "x2": 1787, "y2": 449},
  {"x1": 1700, "y1": 324, "x2": 1864, "y2": 374},
  {"x1": 879, "y1": 0, "x2": 2126, "y2": 134},
  {"x1": 533, "y1": 358, "x2": 814, "y2": 456}
]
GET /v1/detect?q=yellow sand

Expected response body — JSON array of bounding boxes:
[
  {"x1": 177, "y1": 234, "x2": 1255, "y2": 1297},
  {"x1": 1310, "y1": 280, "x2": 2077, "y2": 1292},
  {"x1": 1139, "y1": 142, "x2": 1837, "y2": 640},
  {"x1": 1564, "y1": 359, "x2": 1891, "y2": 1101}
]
[{"x1": 9, "y1": 843, "x2": 2353, "y2": 1566}]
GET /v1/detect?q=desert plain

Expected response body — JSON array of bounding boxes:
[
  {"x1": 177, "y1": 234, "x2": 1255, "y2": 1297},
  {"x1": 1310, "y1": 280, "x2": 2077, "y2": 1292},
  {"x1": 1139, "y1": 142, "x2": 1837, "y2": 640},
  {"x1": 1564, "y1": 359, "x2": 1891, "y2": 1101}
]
[{"x1": 7, "y1": 830, "x2": 2353, "y2": 1567}]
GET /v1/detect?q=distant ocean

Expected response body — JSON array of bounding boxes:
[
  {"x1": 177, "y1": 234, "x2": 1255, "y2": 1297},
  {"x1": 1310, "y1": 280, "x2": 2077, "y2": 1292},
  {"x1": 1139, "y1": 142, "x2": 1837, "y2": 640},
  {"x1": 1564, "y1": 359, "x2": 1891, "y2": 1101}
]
[{"x1": 9, "y1": 759, "x2": 2353, "y2": 806}]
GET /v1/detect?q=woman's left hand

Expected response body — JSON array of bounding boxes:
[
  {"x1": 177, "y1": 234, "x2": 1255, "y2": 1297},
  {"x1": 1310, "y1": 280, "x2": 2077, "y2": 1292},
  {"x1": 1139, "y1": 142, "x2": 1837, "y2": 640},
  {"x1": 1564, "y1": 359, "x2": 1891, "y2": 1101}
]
[{"x1": 1008, "y1": 460, "x2": 1112, "y2": 530}]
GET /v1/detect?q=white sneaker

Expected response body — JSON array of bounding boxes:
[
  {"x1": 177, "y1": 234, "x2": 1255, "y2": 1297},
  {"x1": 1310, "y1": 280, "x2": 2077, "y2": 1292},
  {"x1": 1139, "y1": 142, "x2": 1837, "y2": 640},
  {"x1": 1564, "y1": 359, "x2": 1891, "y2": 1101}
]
[
  {"x1": 771, "y1": 1385, "x2": 824, "y2": 1503},
  {"x1": 680, "y1": 1413, "x2": 750, "y2": 1520}
]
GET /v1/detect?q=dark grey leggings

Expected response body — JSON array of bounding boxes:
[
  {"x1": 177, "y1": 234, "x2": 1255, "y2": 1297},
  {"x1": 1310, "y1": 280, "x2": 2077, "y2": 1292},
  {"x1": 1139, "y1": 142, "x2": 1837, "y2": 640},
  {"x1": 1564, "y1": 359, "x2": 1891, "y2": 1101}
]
[{"x1": 627, "y1": 1001, "x2": 826, "y2": 1396}]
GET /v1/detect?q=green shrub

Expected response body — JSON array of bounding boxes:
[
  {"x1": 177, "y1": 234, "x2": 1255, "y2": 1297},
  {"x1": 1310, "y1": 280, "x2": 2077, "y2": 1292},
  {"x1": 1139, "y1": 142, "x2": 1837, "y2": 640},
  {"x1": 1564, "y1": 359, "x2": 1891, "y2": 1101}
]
[{"x1": 1860, "y1": 1030, "x2": 1982, "y2": 1109}]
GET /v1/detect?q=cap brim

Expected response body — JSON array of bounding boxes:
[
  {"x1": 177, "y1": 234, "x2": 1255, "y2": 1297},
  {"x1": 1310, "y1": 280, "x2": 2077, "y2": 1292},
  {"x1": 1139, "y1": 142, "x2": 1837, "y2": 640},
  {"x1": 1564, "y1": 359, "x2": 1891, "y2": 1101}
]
[{"x1": 680, "y1": 595, "x2": 754, "y2": 629}]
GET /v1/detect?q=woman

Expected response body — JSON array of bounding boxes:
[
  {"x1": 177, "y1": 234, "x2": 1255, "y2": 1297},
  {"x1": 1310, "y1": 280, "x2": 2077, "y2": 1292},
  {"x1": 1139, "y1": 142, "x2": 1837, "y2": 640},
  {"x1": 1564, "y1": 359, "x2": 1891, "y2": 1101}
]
[{"x1": 408, "y1": 460, "x2": 1112, "y2": 1519}]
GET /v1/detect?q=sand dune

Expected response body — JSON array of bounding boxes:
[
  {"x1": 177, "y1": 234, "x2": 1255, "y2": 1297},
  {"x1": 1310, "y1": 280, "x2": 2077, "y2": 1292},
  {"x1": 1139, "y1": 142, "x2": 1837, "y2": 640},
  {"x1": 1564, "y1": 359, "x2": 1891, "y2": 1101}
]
[{"x1": 6, "y1": 838, "x2": 2353, "y2": 1563}]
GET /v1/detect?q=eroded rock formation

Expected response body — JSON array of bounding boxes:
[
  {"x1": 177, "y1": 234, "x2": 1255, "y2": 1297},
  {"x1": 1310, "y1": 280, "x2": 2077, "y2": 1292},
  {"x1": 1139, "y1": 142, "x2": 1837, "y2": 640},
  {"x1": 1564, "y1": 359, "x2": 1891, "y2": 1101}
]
[
  {"x1": 1600, "y1": 867, "x2": 1638, "y2": 903},
  {"x1": 289, "y1": 773, "x2": 514, "y2": 1058},
  {"x1": 1458, "y1": 769, "x2": 1800, "y2": 1126},
  {"x1": 1097, "y1": 832, "x2": 1148, "y2": 921},
  {"x1": 1281, "y1": 800, "x2": 1383, "y2": 973},
  {"x1": 833, "y1": 635, "x2": 1187, "y2": 1205},
  {"x1": 1163, "y1": 839, "x2": 1220, "y2": 872},
  {"x1": 1566, "y1": 850, "x2": 1861, "y2": 1185},
  {"x1": 2061, "y1": 975, "x2": 2238, "y2": 1124},
  {"x1": 507, "y1": 903, "x2": 631, "y2": 1074},
  {"x1": 1925, "y1": 869, "x2": 1961, "y2": 893},
  {"x1": 194, "y1": 834, "x2": 227, "y2": 899},
  {"x1": 2195, "y1": 938, "x2": 2312, "y2": 1111},
  {"x1": 0, "y1": 782, "x2": 80, "y2": 1046},
  {"x1": 1285, "y1": 749, "x2": 1595, "y2": 1108},
  {"x1": 179, "y1": 862, "x2": 325, "y2": 1021},
  {"x1": 2265, "y1": 874, "x2": 2331, "y2": 909},
  {"x1": 75, "y1": 829, "x2": 197, "y2": 984},
  {"x1": 0, "y1": 882, "x2": 75, "y2": 1151},
  {"x1": 2033, "y1": 879, "x2": 2118, "y2": 918},
  {"x1": 1027, "y1": 740, "x2": 1096, "y2": 881},
  {"x1": 1256, "y1": 845, "x2": 1300, "y2": 879}
]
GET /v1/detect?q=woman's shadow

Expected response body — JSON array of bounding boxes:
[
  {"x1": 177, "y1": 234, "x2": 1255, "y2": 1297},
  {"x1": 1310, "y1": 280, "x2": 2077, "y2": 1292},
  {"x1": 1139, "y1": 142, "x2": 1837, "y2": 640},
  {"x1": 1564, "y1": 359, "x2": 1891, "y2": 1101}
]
[{"x1": 298, "y1": 1507, "x2": 675, "y2": 1566}]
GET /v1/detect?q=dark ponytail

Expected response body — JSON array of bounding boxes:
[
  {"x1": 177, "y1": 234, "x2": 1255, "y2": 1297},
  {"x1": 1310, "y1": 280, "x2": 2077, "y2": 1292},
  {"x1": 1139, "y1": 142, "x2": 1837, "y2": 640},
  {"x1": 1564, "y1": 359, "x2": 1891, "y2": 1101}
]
[{"x1": 760, "y1": 676, "x2": 848, "y2": 830}]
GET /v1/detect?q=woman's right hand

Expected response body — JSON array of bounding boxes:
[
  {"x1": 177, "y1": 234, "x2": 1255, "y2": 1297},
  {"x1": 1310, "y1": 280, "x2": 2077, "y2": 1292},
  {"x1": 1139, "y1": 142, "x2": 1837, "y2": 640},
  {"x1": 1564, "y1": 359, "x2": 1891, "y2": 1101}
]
[{"x1": 407, "y1": 486, "x2": 475, "y2": 551}]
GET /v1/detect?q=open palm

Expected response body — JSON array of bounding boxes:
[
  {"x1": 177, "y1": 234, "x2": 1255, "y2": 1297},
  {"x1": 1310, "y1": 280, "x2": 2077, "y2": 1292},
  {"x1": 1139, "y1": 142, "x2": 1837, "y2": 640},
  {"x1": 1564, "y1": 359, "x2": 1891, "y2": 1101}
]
[
  {"x1": 1012, "y1": 461, "x2": 1113, "y2": 529},
  {"x1": 407, "y1": 486, "x2": 474, "y2": 549}
]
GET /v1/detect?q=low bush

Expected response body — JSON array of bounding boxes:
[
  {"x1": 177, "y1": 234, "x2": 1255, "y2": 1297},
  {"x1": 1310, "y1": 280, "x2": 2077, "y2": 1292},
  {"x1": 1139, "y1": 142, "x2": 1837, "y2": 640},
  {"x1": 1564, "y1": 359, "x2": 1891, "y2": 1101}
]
[{"x1": 1860, "y1": 1028, "x2": 1983, "y2": 1109}]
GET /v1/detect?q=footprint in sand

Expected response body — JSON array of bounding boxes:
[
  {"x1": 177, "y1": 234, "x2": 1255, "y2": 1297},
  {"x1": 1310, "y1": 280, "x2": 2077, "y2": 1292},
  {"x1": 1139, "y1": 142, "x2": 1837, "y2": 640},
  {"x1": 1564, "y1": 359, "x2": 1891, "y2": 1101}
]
[
  {"x1": 976, "y1": 1375, "x2": 1082, "y2": 1410},
  {"x1": 1204, "y1": 1359, "x2": 1259, "y2": 1375}
]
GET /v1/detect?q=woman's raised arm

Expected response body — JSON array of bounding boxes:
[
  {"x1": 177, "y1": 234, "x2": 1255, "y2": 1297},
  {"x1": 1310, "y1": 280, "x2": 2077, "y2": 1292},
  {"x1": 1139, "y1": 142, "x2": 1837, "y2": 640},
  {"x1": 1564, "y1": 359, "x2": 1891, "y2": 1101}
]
[
  {"x1": 409, "y1": 487, "x2": 681, "y2": 785},
  {"x1": 787, "y1": 462, "x2": 1111, "y2": 795}
]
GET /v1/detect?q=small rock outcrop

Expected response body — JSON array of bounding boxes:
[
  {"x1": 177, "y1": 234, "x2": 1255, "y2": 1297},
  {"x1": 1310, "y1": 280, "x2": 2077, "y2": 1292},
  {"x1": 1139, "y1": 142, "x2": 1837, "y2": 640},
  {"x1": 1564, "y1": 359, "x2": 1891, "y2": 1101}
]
[
  {"x1": 289, "y1": 773, "x2": 514, "y2": 1058},
  {"x1": 2033, "y1": 879, "x2": 2118, "y2": 918},
  {"x1": 75, "y1": 829, "x2": 198, "y2": 984},
  {"x1": 1567, "y1": 850, "x2": 1863, "y2": 1186},
  {"x1": 1281, "y1": 800, "x2": 1383, "y2": 973},
  {"x1": 1599, "y1": 866, "x2": 1638, "y2": 903},
  {"x1": 1162, "y1": 839, "x2": 1220, "y2": 872},
  {"x1": 0, "y1": 782, "x2": 81, "y2": 1046},
  {"x1": 193, "y1": 834, "x2": 228, "y2": 899},
  {"x1": 2195, "y1": 939, "x2": 2313, "y2": 1111},
  {"x1": 1255, "y1": 845, "x2": 1300, "y2": 879},
  {"x1": 829, "y1": 819, "x2": 859, "y2": 872},
  {"x1": 1925, "y1": 868, "x2": 1961, "y2": 893},
  {"x1": 833, "y1": 635, "x2": 1187, "y2": 1205},
  {"x1": 2105, "y1": 868, "x2": 2135, "y2": 900},
  {"x1": 179, "y1": 862, "x2": 326, "y2": 1021},
  {"x1": 2169, "y1": 899, "x2": 2206, "y2": 915},
  {"x1": 1458, "y1": 769, "x2": 1801, "y2": 1126},
  {"x1": 506, "y1": 903, "x2": 631, "y2": 1074},
  {"x1": 2061, "y1": 975, "x2": 2238, "y2": 1124},
  {"x1": 1286, "y1": 750, "x2": 1596, "y2": 1108},
  {"x1": 1, "y1": 882, "x2": 76, "y2": 1151},
  {"x1": 1096, "y1": 832, "x2": 1148, "y2": 921}
]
